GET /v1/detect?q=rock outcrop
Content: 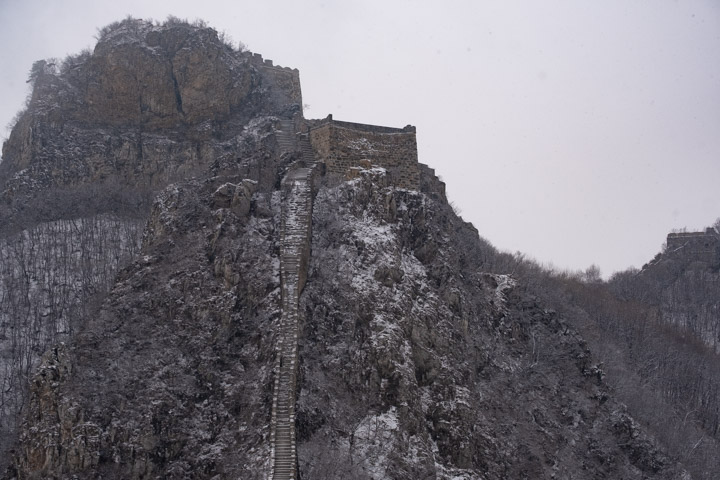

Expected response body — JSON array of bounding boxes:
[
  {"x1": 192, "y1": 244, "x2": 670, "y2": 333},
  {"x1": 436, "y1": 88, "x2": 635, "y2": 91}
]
[
  {"x1": 0, "y1": 18, "x2": 298, "y2": 474},
  {"x1": 0, "y1": 18, "x2": 294, "y2": 234}
]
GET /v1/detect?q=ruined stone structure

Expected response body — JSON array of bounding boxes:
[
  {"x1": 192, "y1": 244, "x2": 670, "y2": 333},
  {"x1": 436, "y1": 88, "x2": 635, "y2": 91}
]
[
  {"x1": 245, "y1": 55, "x2": 427, "y2": 191},
  {"x1": 246, "y1": 52, "x2": 303, "y2": 114},
  {"x1": 308, "y1": 115, "x2": 421, "y2": 189},
  {"x1": 666, "y1": 229, "x2": 720, "y2": 264}
]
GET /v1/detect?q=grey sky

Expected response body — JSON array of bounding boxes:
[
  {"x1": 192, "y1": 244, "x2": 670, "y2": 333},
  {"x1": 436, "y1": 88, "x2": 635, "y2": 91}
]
[{"x1": 1, "y1": 0, "x2": 719, "y2": 277}]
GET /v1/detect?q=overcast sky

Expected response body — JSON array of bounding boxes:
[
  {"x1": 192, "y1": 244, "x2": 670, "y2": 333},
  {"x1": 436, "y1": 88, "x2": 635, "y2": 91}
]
[{"x1": 1, "y1": 0, "x2": 719, "y2": 278}]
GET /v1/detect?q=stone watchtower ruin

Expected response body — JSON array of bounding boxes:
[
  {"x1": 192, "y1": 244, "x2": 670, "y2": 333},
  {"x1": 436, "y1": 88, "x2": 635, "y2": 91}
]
[
  {"x1": 307, "y1": 114, "x2": 421, "y2": 189},
  {"x1": 666, "y1": 228, "x2": 720, "y2": 265},
  {"x1": 249, "y1": 52, "x2": 443, "y2": 193}
]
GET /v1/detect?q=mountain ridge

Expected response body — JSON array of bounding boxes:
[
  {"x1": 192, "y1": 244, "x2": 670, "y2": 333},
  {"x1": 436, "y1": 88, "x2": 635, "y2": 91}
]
[{"x1": 1, "y1": 16, "x2": 715, "y2": 479}]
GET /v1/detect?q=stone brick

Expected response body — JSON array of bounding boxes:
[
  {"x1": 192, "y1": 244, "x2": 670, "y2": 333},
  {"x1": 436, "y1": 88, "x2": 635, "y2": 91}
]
[
  {"x1": 308, "y1": 117, "x2": 420, "y2": 189},
  {"x1": 666, "y1": 229, "x2": 720, "y2": 264}
]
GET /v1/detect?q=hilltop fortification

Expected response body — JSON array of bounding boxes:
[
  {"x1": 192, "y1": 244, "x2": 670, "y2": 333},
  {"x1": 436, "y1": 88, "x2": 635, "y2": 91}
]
[
  {"x1": 0, "y1": 18, "x2": 436, "y2": 223},
  {"x1": 1, "y1": 17, "x2": 691, "y2": 480},
  {"x1": 666, "y1": 228, "x2": 720, "y2": 265},
  {"x1": 307, "y1": 115, "x2": 420, "y2": 188},
  {"x1": 245, "y1": 52, "x2": 302, "y2": 115}
]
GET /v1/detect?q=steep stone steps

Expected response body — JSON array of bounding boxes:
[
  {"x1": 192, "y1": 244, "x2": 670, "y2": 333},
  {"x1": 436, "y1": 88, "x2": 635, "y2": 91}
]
[
  {"x1": 275, "y1": 119, "x2": 296, "y2": 153},
  {"x1": 270, "y1": 118, "x2": 316, "y2": 480},
  {"x1": 297, "y1": 135, "x2": 315, "y2": 166}
]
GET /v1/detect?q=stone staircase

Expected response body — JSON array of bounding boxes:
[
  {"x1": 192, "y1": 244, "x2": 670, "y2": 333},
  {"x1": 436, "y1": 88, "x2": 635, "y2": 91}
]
[
  {"x1": 270, "y1": 119, "x2": 315, "y2": 480},
  {"x1": 297, "y1": 134, "x2": 315, "y2": 166},
  {"x1": 275, "y1": 118, "x2": 296, "y2": 153}
]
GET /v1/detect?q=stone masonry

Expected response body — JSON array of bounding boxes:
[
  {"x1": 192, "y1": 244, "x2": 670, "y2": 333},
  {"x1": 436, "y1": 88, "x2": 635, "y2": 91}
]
[
  {"x1": 666, "y1": 229, "x2": 720, "y2": 264},
  {"x1": 270, "y1": 119, "x2": 315, "y2": 480},
  {"x1": 246, "y1": 52, "x2": 303, "y2": 115},
  {"x1": 308, "y1": 115, "x2": 420, "y2": 189}
]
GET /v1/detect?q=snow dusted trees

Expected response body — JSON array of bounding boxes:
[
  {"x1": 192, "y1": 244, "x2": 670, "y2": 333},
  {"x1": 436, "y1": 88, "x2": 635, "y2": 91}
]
[{"x1": 0, "y1": 216, "x2": 142, "y2": 464}]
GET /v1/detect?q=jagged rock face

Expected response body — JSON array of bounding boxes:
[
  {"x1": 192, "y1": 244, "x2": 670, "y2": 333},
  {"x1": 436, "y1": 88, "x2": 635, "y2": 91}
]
[
  {"x1": 0, "y1": 216, "x2": 144, "y2": 469},
  {"x1": 10, "y1": 178, "x2": 281, "y2": 479},
  {"x1": 0, "y1": 19, "x2": 297, "y2": 477},
  {"x1": 13, "y1": 21, "x2": 255, "y2": 134},
  {"x1": 0, "y1": 20, "x2": 284, "y2": 232},
  {"x1": 6, "y1": 169, "x2": 685, "y2": 479},
  {"x1": 295, "y1": 171, "x2": 682, "y2": 479},
  {"x1": 84, "y1": 25, "x2": 253, "y2": 128},
  {"x1": 0, "y1": 114, "x2": 284, "y2": 475}
]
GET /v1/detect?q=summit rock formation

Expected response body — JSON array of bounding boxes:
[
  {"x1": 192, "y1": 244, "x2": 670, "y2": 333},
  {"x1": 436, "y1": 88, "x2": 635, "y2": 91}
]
[{"x1": 1, "y1": 17, "x2": 715, "y2": 479}]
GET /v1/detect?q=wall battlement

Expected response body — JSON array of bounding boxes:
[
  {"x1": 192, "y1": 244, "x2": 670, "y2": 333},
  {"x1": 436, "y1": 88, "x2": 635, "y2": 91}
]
[
  {"x1": 243, "y1": 52, "x2": 303, "y2": 113},
  {"x1": 311, "y1": 114, "x2": 416, "y2": 134},
  {"x1": 308, "y1": 115, "x2": 420, "y2": 189},
  {"x1": 244, "y1": 51, "x2": 299, "y2": 72},
  {"x1": 243, "y1": 54, "x2": 435, "y2": 191}
]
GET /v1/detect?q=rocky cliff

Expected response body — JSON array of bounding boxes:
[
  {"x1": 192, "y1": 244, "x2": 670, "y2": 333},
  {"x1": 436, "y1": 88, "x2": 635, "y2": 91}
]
[
  {"x1": 0, "y1": 17, "x2": 695, "y2": 479},
  {"x1": 0, "y1": 17, "x2": 296, "y2": 473},
  {"x1": 0, "y1": 17, "x2": 293, "y2": 234}
]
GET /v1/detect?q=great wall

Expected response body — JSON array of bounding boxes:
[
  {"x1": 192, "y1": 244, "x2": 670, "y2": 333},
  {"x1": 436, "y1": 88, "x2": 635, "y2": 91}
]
[
  {"x1": 247, "y1": 52, "x2": 444, "y2": 194},
  {"x1": 253, "y1": 51, "x2": 720, "y2": 479},
  {"x1": 269, "y1": 118, "x2": 315, "y2": 480},
  {"x1": 666, "y1": 228, "x2": 720, "y2": 264},
  {"x1": 255, "y1": 52, "x2": 445, "y2": 479}
]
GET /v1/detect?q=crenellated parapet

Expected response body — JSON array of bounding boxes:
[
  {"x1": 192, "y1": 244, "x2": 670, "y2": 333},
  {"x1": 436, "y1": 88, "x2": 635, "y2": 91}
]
[
  {"x1": 308, "y1": 114, "x2": 420, "y2": 189},
  {"x1": 242, "y1": 51, "x2": 303, "y2": 113}
]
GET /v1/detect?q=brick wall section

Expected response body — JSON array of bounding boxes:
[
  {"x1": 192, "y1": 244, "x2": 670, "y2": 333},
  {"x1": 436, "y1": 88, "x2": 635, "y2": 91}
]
[
  {"x1": 418, "y1": 162, "x2": 446, "y2": 200},
  {"x1": 245, "y1": 52, "x2": 303, "y2": 112},
  {"x1": 309, "y1": 118, "x2": 420, "y2": 189},
  {"x1": 261, "y1": 65, "x2": 302, "y2": 107},
  {"x1": 233, "y1": 56, "x2": 444, "y2": 193},
  {"x1": 666, "y1": 230, "x2": 720, "y2": 264}
]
